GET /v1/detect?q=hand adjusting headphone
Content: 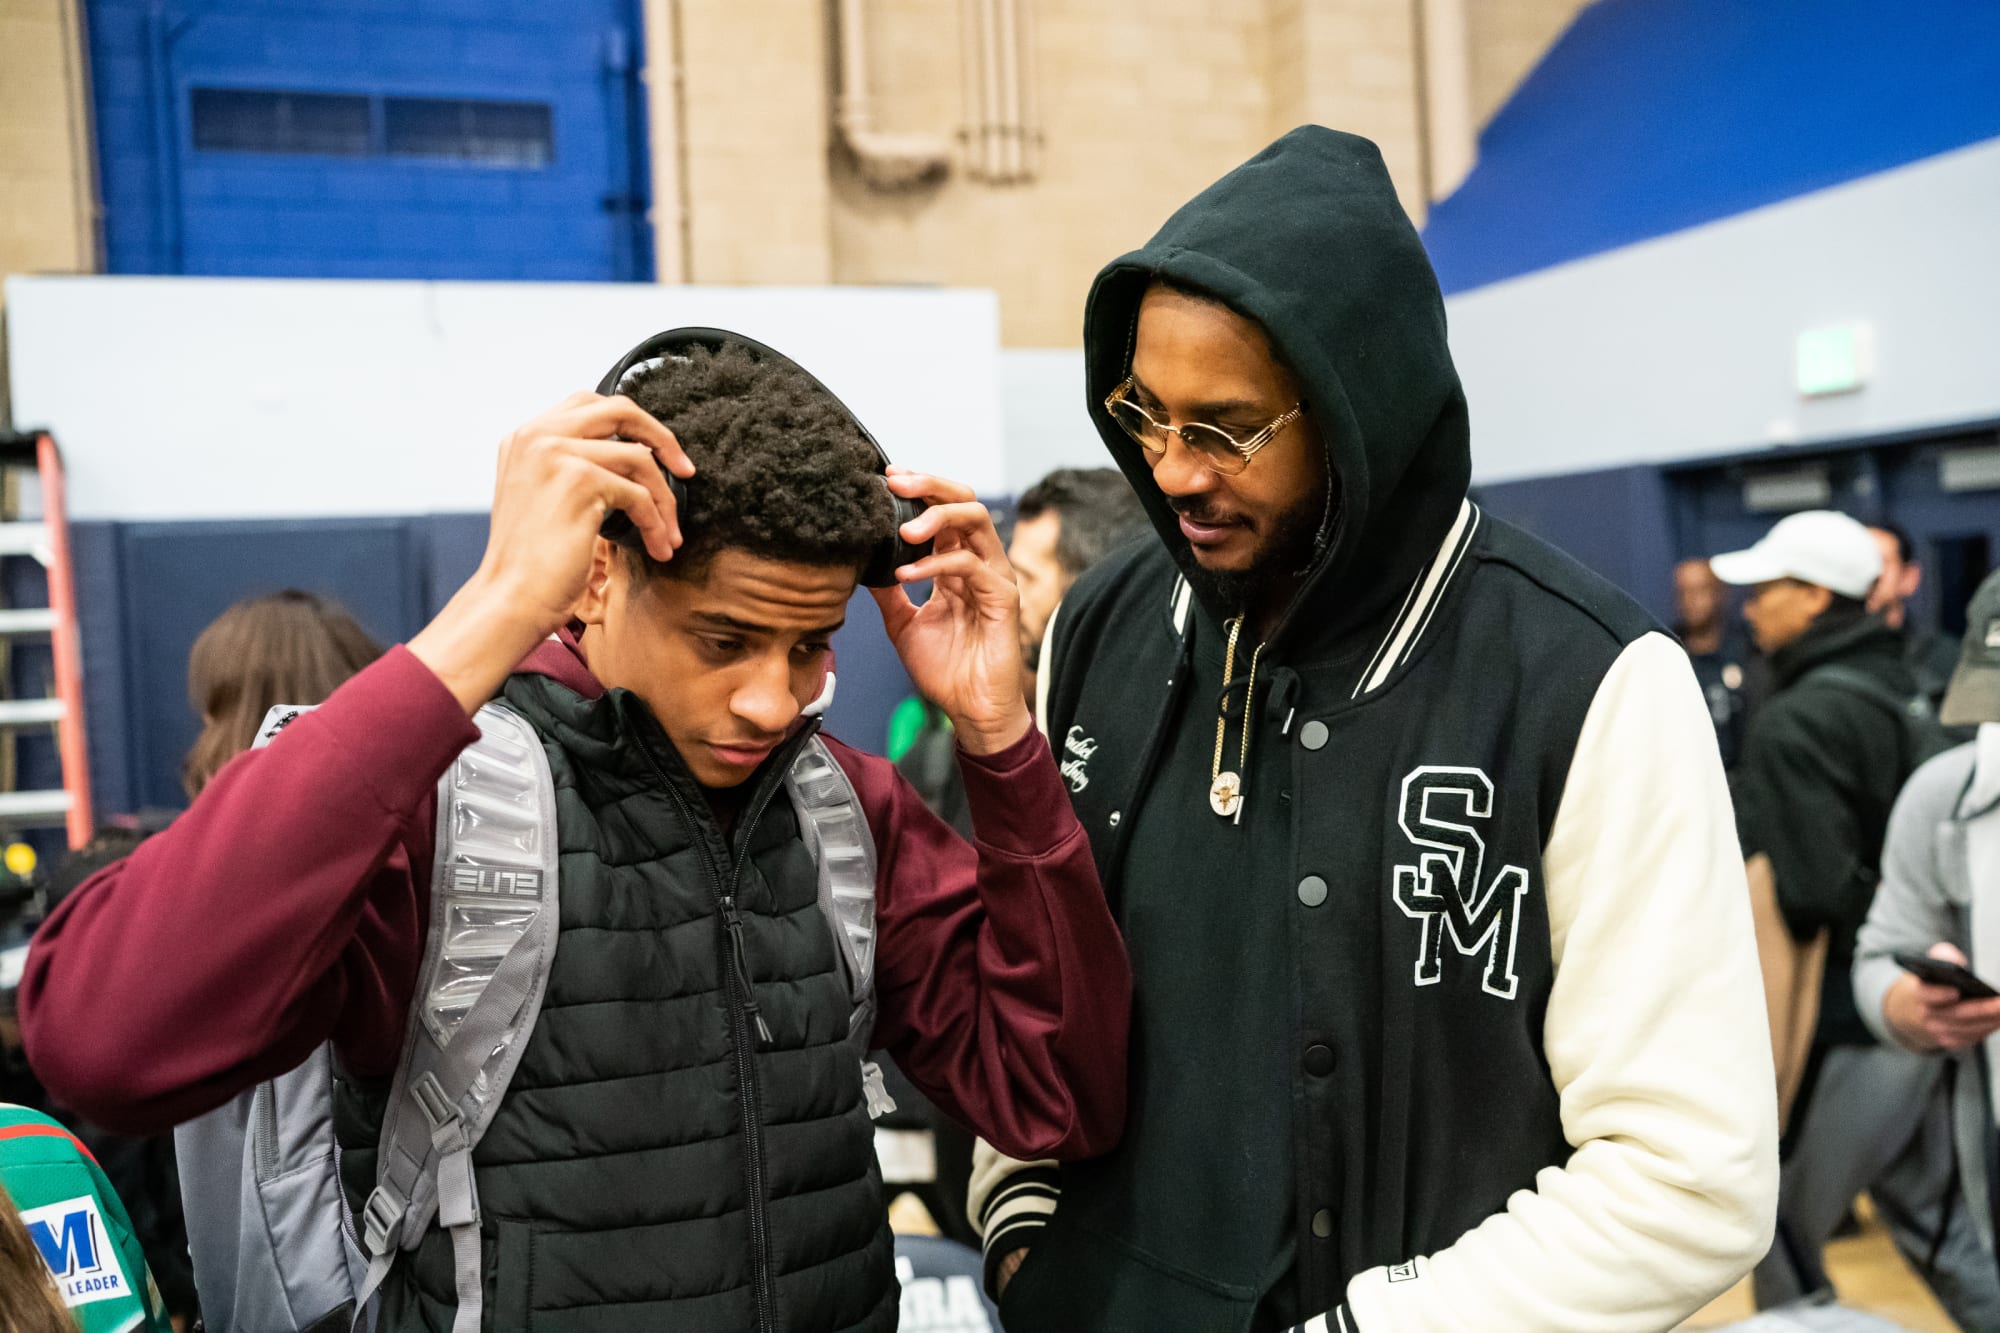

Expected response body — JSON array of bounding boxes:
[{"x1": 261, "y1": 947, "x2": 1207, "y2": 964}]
[{"x1": 594, "y1": 327, "x2": 930, "y2": 588}]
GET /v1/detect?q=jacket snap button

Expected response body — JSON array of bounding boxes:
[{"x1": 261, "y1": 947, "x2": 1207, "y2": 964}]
[
  {"x1": 1297, "y1": 875, "x2": 1328, "y2": 907},
  {"x1": 1304, "y1": 1043, "x2": 1335, "y2": 1076},
  {"x1": 1108, "y1": 810, "x2": 1121, "y2": 827},
  {"x1": 1311, "y1": 1208, "x2": 1334, "y2": 1239},
  {"x1": 1299, "y1": 720, "x2": 1329, "y2": 751}
]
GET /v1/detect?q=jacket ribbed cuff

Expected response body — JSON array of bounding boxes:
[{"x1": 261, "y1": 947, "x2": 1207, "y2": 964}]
[{"x1": 978, "y1": 1164, "x2": 1061, "y2": 1300}]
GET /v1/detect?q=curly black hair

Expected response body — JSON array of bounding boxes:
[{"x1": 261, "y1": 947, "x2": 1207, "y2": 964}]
[{"x1": 614, "y1": 339, "x2": 895, "y2": 580}]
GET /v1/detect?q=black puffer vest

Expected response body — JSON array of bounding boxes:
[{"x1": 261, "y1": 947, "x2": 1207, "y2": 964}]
[{"x1": 335, "y1": 671, "x2": 896, "y2": 1332}]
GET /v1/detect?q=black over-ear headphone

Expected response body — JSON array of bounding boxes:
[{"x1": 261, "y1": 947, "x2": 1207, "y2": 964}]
[{"x1": 594, "y1": 327, "x2": 930, "y2": 588}]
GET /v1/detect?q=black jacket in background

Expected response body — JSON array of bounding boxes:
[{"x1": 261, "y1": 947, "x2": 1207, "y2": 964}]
[
  {"x1": 1736, "y1": 609, "x2": 1918, "y2": 1049},
  {"x1": 1683, "y1": 619, "x2": 1761, "y2": 770}
]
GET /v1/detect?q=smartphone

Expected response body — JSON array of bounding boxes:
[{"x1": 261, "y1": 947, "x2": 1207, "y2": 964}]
[{"x1": 1893, "y1": 951, "x2": 2000, "y2": 1000}]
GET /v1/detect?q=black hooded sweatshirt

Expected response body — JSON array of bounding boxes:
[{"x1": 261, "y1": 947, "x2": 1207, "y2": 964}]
[
  {"x1": 975, "y1": 128, "x2": 1778, "y2": 1332},
  {"x1": 1736, "y1": 608, "x2": 1925, "y2": 1049}
]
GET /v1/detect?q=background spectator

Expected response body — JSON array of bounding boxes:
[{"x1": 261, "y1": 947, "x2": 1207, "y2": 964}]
[
  {"x1": 0, "y1": 1183, "x2": 76, "y2": 1333},
  {"x1": 894, "y1": 467, "x2": 1143, "y2": 828},
  {"x1": 1006, "y1": 468, "x2": 1147, "y2": 699},
  {"x1": 1675, "y1": 556, "x2": 1759, "y2": 769},
  {"x1": 1867, "y1": 522, "x2": 1960, "y2": 710},
  {"x1": 0, "y1": 1100, "x2": 174, "y2": 1331},
  {"x1": 181, "y1": 589, "x2": 384, "y2": 797},
  {"x1": 1850, "y1": 565, "x2": 2000, "y2": 1329},
  {"x1": 1716, "y1": 512, "x2": 1972, "y2": 1314}
]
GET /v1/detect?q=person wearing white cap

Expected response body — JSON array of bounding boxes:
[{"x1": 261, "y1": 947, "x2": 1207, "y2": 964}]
[
  {"x1": 1715, "y1": 511, "x2": 1967, "y2": 1314},
  {"x1": 1710, "y1": 509, "x2": 1886, "y2": 652}
]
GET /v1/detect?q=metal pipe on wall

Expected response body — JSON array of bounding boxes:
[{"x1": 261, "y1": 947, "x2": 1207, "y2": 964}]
[
  {"x1": 55, "y1": 0, "x2": 103, "y2": 272},
  {"x1": 835, "y1": 0, "x2": 951, "y2": 189},
  {"x1": 959, "y1": 0, "x2": 985, "y2": 178},
  {"x1": 1418, "y1": 0, "x2": 1476, "y2": 202},
  {"x1": 640, "y1": 0, "x2": 691, "y2": 282},
  {"x1": 977, "y1": 0, "x2": 1004, "y2": 180},
  {"x1": 994, "y1": 0, "x2": 1023, "y2": 181},
  {"x1": 1016, "y1": 0, "x2": 1041, "y2": 177},
  {"x1": 838, "y1": 0, "x2": 871, "y2": 141}
]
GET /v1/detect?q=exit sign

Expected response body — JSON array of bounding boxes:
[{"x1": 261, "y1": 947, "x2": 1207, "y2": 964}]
[{"x1": 1796, "y1": 323, "x2": 1873, "y2": 397}]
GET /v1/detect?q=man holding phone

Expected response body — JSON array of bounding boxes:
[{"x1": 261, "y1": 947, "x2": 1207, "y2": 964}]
[{"x1": 1851, "y1": 567, "x2": 2000, "y2": 1328}]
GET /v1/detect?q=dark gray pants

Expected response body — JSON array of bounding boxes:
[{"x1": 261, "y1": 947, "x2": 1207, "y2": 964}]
[{"x1": 1754, "y1": 1043, "x2": 2000, "y2": 1329}]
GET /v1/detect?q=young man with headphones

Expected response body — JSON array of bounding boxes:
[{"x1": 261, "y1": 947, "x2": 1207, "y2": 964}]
[{"x1": 21, "y1": 333, "x2": 1131, "y2": 1332}]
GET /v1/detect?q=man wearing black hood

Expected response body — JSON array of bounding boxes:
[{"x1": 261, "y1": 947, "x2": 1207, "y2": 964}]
[{"x1": 970, "y1": 128, "x2": 1777, "y2": 1331}]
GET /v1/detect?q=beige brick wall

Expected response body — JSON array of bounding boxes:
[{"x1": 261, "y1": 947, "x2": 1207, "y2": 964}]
[
  {"x1": 1467, "y1": 0, "x2": 1592, "y2": 128},
  {"x1": 0, "y1": 0, "x2": 97, "y2": 424},
  {"x1": 828, "y1": 0, "x2": 1278, "y2": 347},
  {"x1": 649, "y1": 0, "x2": 1584, "y2": 346},
  {"x1": 0, "y1": 0, "x2": 95, "y2": 278},
  {"x1": 1275, "y1": 0, "x2": 1426, "y2": 223},
  {"x1": 824, "y1": 0, "x2": 1441, "y2": 345},
  {"x1": 671, "y1": 0, "x2": 835, "y2": 285}
]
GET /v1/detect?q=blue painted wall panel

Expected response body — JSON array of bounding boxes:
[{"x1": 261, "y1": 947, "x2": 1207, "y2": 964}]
[
  {"x1": 70, "y1": 523, "x2": 134, "y2": 824},
  {"x1": 1424, "y1": 2, "x2": 2000, "y2": 294},
  {"x1": 89, "y1": 0, "x2": 652, "y2": 283},
  {"x1": 111, "y1": 517, "x2": 426, "y2": 811},
  {"x1": 73, "y1": 514, "x2": 917, "y2": 820},
  {"x1": 1475, "y1": 464, "x2": 1677, "y2": 624}
]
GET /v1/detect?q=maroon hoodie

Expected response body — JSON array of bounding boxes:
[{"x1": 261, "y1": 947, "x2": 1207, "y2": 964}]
[{"x1": 20, "y1": 637, "x2": 1129, "y2": 1161}]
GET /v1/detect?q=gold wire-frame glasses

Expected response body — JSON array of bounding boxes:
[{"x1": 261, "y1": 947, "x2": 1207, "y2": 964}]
[{"x1": 1103, "y1": 377, "x2": 1305, "y2": 477}]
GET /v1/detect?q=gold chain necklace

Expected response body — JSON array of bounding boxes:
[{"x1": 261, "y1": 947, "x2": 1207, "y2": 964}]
[{"x1": 1210, "y1": 615, "x2": 1266, "y2": 818}]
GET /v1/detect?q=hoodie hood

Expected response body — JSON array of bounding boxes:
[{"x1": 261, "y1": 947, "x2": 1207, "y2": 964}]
[
  {"x1": 1083, "y1": 126, "x2": 1471, "y2": 653},
  {"x1": 526, "y1": 627, "x2": 606, "y2": 699}
]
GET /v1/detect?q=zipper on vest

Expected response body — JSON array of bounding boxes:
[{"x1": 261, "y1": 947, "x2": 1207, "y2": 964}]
[
  {"x1": 722, "y1": 896, "x2": 774, "y2": 1044},
  {"x1": 637, "y1": 723, "x2": 815, "y2": 1333}
]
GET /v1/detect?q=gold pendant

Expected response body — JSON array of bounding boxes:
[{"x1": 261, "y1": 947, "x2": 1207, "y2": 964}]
[{"x1": 1209, "y1": 771, "x2": 1242, "y2": 817}]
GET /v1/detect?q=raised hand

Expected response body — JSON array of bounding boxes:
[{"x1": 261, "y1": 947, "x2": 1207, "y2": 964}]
[
  {"x1": 410, "y1": 392, "x2": 692, "y2": 713},
  {"x1": 870, "y1": 469, "x2": 1033, "y2": 755}
]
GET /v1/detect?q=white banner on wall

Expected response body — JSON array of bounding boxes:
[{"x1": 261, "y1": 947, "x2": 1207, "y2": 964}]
[{"x1": 5, "y1": 277, "x2": 1005, "y2": 521}]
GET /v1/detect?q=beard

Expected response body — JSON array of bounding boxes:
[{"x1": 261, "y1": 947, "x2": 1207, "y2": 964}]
[{"x1": 1176, "y1": 479, "x2": 1334, "y2": 619}]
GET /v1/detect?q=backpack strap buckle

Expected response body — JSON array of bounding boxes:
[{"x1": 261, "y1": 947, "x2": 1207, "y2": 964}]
[
  {"x1": 412, "y1": 1071, "x2": 455, "y2": 1134},
  {"x1": 361, "y1": 1183, "x2": 407, "y2": 1257}
]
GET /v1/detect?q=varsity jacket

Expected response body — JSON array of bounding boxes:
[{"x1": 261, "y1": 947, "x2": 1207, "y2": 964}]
[
  {"x1": 22, "y1": 635, "x2": 1131, "y2": 1330},
  {"x1": 972, "y1": 126, "x2": 1778, "y2": 1332}
]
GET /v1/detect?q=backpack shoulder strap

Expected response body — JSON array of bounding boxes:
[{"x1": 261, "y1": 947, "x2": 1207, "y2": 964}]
[
  {"x1": 353, "y1": 699, "x2": 559, "y2": 1333},
  {"x1": 786, "y1": 736, "x2": 877, "y2": 1024},
  {"x1": 784, "y1": 737, "x2": 895, "y2": 1117},
  {"x1": 1802, "y1": 662, "x2": 1921, "y2": 716},
  {"x1": 1803, "y1": 662, "x2": 1951, "y2": 774}
]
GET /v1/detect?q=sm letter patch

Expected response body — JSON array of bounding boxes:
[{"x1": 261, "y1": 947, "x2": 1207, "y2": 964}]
[{"x1": 1391, "y1": 766, "x2": 1530, "y2": 1000}]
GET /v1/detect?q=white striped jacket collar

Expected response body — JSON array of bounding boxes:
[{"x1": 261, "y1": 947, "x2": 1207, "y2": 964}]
[{"x1": 1159, "y1": 498, "x2": 1482, "y2": 701}]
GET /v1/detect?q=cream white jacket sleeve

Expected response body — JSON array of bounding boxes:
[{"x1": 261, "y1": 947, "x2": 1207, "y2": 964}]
[{"x1": 1342, "y1": 631, "x2": 1779, "y2": 1331}]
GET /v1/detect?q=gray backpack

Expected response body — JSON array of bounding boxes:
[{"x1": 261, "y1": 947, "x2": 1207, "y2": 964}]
[{"x1": 180, "y1": 699, "x2": 888, "y2": 1333}]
